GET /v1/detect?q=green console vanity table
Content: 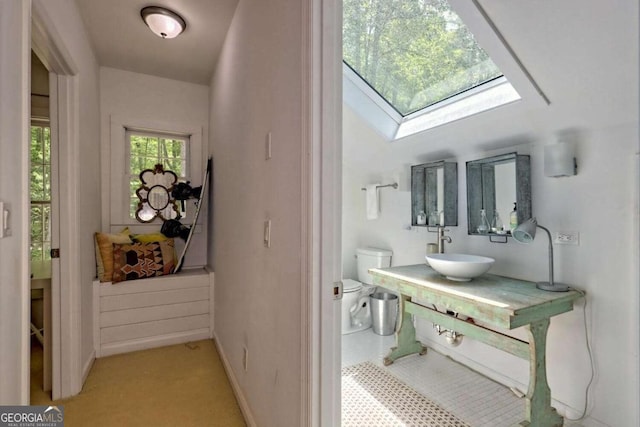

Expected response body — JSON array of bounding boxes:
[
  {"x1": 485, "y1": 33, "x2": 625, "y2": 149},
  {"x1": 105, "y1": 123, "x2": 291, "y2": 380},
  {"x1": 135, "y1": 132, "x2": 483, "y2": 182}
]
[{"x1": 369, "y1": 264, "x2": 584, "y2": 427}]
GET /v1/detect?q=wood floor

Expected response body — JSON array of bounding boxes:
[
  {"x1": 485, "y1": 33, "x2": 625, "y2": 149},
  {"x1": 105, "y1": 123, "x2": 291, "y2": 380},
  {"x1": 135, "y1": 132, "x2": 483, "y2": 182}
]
[{"x1": 31, "y1": 339, "x2": 246, "y2": 427}]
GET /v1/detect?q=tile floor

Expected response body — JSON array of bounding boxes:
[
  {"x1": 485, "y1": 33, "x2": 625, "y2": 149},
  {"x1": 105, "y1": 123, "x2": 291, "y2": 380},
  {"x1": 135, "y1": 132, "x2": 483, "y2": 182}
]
[{"x1": 342, "y1": 328, "x2": 584, "y2": 427}]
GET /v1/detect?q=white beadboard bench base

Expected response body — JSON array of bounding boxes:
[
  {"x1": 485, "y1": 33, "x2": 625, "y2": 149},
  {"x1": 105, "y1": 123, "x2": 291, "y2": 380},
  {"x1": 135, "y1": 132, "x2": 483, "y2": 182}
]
[{"x1": 93, "y1": 267, "x2": 214, "y2": 357}]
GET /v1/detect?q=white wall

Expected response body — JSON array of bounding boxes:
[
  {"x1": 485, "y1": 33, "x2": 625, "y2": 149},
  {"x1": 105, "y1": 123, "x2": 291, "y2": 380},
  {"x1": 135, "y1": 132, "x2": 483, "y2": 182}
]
[
  {"x1": 208, "y1": 0, "x2": 308, "y2": 425},
  {"x1": 342, "y1": 1, "x2": 639, "y2": 426},
  {"x1": 0, "y1": 0, "x2": 31, "y2": 404},
  {"x1": 99, "y1": 67, "x2": 210, "y2": 268}
]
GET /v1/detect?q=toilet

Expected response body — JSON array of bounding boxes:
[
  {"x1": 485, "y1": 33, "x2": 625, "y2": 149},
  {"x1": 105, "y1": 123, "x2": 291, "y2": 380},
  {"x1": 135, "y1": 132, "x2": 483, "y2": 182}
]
[{"x1": 342, "y1": 247, "x2": 393, "y2": 335}]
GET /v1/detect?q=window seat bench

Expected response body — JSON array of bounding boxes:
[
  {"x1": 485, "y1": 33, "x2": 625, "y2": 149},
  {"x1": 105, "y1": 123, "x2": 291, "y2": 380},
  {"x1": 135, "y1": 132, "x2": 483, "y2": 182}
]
[{"x1": 92, "y1": 267, "x2": 213, "y2": 357}]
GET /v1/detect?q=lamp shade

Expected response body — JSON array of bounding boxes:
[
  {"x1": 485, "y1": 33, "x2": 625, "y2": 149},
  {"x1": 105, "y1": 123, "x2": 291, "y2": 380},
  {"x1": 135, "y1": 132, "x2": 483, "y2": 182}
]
[
  {"x1": 544, "y1": 142, "x2": 576, "y2": 177},
  {"x1": 512, "y1": 218, "x2": 537, "y2": 243},
  {"x1": 141, "y1": 6, "x2": 186, "y2": 39}
]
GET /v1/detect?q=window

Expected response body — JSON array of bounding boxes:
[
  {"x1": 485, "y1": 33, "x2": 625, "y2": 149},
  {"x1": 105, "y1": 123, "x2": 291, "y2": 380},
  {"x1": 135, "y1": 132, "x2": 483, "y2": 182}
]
[
  {"x1": 343, "y1": 0, "x2": 522, "y2": 139},
  {"x1": 110, "y1": 118, "x2": 202, "y2": 227},
  {"x1": 126, "y1": 130, "x2": 189, "y2": 220},
  {"x1": 30, "y1": 122, "x2": 51, "y2": 261}
]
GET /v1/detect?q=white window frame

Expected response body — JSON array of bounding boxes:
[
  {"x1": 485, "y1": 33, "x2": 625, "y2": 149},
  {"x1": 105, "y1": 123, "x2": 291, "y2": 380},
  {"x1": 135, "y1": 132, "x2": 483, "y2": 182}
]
[
  {"x1": 30, "y1": 119, "x2": 52, "y2": 261},
  {"x1": 124, "y1": 128, "x2": 190, "y2": 221},
  {"x1": 108, "y1": 115, "x2": 204, "y2": 228}
]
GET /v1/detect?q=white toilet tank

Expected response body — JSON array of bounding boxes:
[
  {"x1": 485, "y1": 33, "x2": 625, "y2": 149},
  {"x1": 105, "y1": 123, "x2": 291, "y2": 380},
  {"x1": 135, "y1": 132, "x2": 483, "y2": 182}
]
[{"x1": 356, "y1": 247, "x2": 392, "y2": 285}]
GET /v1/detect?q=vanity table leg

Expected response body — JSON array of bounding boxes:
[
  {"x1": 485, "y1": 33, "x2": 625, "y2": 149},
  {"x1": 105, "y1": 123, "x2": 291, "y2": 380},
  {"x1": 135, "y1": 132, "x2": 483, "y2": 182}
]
[
  {"x1": 383, "y1": 295, "x2": 427, "y2": 366},
  {"x1": 519, "y1": 319, "x2": 563, "y2": 427}
]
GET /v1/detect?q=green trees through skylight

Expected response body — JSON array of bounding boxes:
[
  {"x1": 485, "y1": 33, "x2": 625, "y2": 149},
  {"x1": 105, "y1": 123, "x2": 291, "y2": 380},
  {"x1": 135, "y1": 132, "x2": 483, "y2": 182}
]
[{"x1": 343, "y1": 0, "x2": 502, "y2": 116}]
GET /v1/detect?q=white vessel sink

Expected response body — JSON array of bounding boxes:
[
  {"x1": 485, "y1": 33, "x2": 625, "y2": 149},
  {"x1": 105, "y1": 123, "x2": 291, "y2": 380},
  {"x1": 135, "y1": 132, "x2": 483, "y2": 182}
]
[{"x1": 425, "y1": 253, "x2": 495, "y2": 282}]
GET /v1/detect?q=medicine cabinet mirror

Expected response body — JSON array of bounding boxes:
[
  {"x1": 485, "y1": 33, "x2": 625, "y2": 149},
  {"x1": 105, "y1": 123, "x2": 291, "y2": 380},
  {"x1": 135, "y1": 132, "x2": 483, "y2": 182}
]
[
  {"x1": 411, "y1": 161, "x2": 457, "y2": 227},
  {"x1": 466, "y1": 153, "x2": 531, "y2": 237}
]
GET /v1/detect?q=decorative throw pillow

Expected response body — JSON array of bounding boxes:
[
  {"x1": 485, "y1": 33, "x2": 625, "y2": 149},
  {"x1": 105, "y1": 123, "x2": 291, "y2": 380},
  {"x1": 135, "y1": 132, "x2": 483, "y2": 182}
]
[
  {"x1": 132, "y1": 232, "x2": 178, "y2": 264},
  {"x1": 94, "y1": 227, "x2": 132, "y2": 282},
  {"x1": 132, "y1": 232, "x2": 169, "y2": 243},
  {"x1": 111, "y1": 240, "x2": 176, "y2": 283}
]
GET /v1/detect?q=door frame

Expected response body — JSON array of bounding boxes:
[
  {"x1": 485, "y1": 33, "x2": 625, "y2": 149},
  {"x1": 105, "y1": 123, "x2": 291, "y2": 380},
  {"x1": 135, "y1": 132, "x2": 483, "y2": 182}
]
[
  {"x1": 32, "y1": 2, "x2": 83, "y2": 400},
  {"x1": 0, "y1": 0, "x2": 31, "y2": 404},
  {"x1": 304, "y1": 0, "x2": 343, "y2": 425}
]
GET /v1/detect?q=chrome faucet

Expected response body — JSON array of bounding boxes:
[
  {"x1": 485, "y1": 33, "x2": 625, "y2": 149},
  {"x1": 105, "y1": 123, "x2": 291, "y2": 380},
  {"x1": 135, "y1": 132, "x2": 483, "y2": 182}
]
[{"x1": 437, "y1": 226, "x2": 452, "y2": 253}]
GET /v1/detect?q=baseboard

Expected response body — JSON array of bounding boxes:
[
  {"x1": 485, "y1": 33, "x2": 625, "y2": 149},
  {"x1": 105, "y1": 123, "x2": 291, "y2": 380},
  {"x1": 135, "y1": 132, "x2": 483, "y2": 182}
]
[
  {"x1": 213, "y1": 333, "x2": 256, "y2": 427},
  {"x1": 81, "y1": 349, "x2": 95, "y2": 386},
  {"x1": 99, "y1": 329, "x2": 210, "y2": 357},
  {"x1": 207, "y1": 269, "x2": 214, "y2": 338}
]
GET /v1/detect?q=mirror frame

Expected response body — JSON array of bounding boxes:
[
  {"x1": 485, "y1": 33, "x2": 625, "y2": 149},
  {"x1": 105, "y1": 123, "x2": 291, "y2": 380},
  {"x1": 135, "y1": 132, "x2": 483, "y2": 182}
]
[
  {"x1": 135, "y1": 164, "x2": 181, "y2": 223},
  {"x1": 411, "y1": 161, "x2": 458, "y2": 227},
  {"x1": 466, "y1": 152, "x2": 531, "y2": 236}
]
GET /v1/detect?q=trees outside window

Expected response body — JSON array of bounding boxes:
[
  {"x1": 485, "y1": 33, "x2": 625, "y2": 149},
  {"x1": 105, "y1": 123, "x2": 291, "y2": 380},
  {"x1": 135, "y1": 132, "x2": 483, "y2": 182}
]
[
  {"x1": 30, "y1": 123, "x2": 51, "y2": 261},
  {"x1": 343, "y1": 0, "x2": 502, "y2": 116},
  {"x1": 127, "y1": 131, "x2": 189, "y2": 219}
]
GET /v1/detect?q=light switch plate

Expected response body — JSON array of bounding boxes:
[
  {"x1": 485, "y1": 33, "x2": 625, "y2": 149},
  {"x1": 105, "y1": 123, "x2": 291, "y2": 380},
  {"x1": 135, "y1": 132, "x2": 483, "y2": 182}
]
[
  {"x1": 265, "y1": 132, "x2": 272, "y2": 160},
  {"x1": 264, "y1": 220, "x2": 271, "y2": 247},
  {"x1": 0, "y1": 202, "x2": 9, "y2": 238}
]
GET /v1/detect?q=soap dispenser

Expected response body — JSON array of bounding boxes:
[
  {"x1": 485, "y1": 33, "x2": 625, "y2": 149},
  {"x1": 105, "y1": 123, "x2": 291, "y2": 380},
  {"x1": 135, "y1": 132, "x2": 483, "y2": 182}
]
[{"x1": 509, "y1": 203, "x2": 518, "y2": 232}]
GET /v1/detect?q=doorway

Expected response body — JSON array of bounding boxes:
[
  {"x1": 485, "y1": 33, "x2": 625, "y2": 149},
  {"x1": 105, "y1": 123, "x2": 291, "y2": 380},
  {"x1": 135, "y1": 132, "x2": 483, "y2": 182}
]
[
  {"x1": 29, "y1": 50, "x2": 56, "y2": 403},
  {"x1": 31, "y1": 1, "x2": 84, "y2": 401}
]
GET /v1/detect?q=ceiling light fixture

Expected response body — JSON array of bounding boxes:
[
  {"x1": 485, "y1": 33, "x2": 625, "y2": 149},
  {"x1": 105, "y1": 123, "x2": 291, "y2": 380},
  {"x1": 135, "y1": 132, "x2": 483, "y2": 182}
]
[{"x1": 141, "y1": 6, "x2": 186, "y2": 39}]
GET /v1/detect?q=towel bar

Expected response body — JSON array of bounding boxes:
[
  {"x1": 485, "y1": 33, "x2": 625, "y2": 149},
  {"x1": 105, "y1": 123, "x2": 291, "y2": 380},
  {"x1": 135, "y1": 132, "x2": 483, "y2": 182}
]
[{"x1": 361, "y1": 183, "x2": 398, "y2": 191}]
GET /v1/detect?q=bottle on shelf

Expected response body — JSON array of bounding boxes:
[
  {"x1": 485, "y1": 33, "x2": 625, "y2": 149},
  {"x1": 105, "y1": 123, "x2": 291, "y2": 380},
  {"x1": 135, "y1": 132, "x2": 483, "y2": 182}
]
[
  {"x1": 428, "y1": 211, "x2": 439, "y2": 226},
  {"x1": 492, "y1": 211, "x2": 504, "y2": 233},
  {"x1": 417, "y1": 210, "x2": 427, "y2": 225},
  {"x1": 509, "y1": 203, "x2": 518, "y2": 233},
  {"x1": 477, "y1": 209, "x2": 490, "y2": 234}
]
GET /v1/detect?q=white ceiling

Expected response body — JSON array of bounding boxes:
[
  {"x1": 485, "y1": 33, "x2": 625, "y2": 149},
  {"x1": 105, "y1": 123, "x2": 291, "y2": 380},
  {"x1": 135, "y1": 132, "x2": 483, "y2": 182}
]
[{"x1": 74, "y1": 0, "x2": 239, "y2": 85}]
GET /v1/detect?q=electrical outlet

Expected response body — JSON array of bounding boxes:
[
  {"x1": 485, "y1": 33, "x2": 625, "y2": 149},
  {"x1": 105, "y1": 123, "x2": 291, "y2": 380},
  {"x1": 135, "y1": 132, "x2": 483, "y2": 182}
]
[
  {"x1": 243, "y1": 346, "x2": 249, "y2": 372},
  {"x1": 554, "y1": 231, "x2": 579, "y2": 245}
]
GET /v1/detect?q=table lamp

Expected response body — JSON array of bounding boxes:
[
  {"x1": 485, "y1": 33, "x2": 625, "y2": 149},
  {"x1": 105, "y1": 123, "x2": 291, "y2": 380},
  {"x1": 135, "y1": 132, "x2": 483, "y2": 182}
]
[{"x1": 512, "y1": 218, "x2": 570, "y2": 292}]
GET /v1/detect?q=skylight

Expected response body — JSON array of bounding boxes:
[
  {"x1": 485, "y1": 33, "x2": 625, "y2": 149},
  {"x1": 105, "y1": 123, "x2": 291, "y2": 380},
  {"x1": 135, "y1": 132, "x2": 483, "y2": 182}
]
[{"x1": 343, "y1": 0, "x2": 523, "y2": 139}]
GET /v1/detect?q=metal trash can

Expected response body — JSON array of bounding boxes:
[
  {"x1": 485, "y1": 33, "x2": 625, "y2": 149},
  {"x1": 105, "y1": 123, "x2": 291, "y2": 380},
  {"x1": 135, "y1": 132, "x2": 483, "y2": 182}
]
[{"x1": 370, "y1": 292, "x2": 398, "y2": 336}]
